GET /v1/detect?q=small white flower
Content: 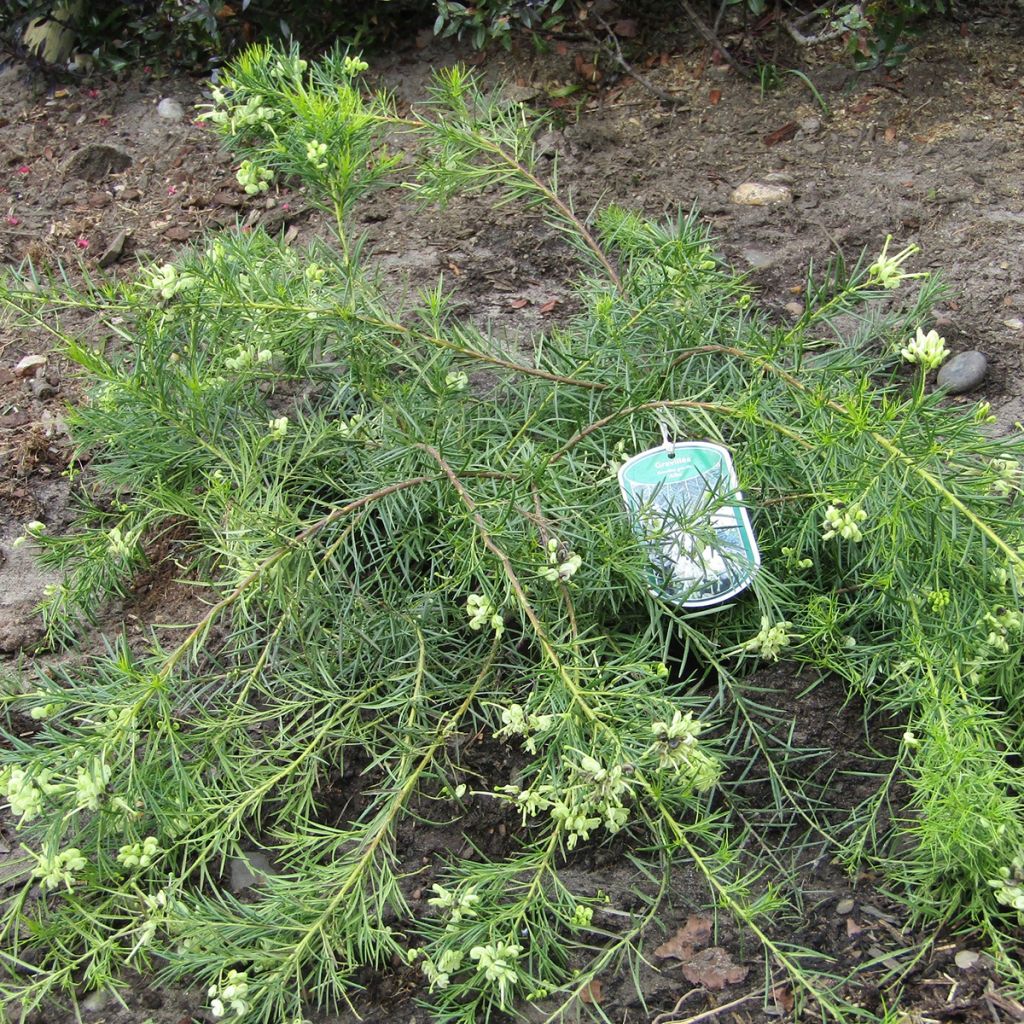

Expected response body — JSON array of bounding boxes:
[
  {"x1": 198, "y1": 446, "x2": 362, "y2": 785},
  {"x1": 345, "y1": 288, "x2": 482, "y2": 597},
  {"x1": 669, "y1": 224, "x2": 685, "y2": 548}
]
[
  {"x1": 900, "y1": 327, "x2": 949, "y2": 371},
  {"x1": 867, "y1": 235, "x2": 922, "y2": 289},
  {"x1": 107, "y1": 525, "x2": 134, "y2": 559},
  {"x1": 236, "y1": 160, "x2": 273, "y2": 195},
  {"x1": 336, "y1": 413, "x2": 365, "y2": 438},
  {"x1": 268, "y1": 416, "x2": 289, "y2": 440},
  {"x1": 208, "y1": 970, "x2": 249, "y2": 1019},
  {"x1": 342, "y1": 55, "x2": 369, "y2": 75},
  {"x1": 304, "y1": 139, "x2": 329, "y2": 171},
  {"x1": 117, "y1": 835, "x2": 161, "y2": 870},
  {"x1": 74, "y1": 759, "x2": 112, "y2": 811},
  {"x1": 469, "y1": 941, "x2": 521, "y2": 1005},
  {"x1": 444, "y1": 370, "x2": 468, "y2": 392},
  {"x1": 2, "y1": 767, "x2": 46, "y2": 822},
  {"x1": 12, "y1": 519, "x2": 46, "y2": 549},
  {"x1": 902, "y1": 729, "x2": 920, "y2": 748}
]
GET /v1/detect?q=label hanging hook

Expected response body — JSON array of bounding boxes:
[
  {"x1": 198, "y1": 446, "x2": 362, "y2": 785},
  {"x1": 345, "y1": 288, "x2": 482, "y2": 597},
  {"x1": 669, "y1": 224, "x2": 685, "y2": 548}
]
[{"x1": 659, "y1": 420, "x2": 676, "y2": 458}]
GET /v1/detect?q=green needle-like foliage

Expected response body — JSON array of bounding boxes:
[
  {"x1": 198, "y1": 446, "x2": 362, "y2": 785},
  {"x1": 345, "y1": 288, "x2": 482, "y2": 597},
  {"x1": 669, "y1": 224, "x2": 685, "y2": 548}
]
[{"x1": 1, "y1": 44, "x2": 1023, "y2": 1024}]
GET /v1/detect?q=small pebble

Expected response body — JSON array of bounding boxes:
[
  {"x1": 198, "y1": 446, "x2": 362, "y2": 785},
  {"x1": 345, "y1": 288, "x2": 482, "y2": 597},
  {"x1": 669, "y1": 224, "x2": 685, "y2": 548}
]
[
  {"x1": 228, "y1": 850, "x2": 276, "y2": 892},
  {"x1": 1002, "y1": 318, "x2": 1023, "y2": 331},
  {"x1": 156, "y1": 97, "x2": 185, "y2": 121},
  {"x1": 14, "y1": 354, "x2": 46, "y2": 377},
  {"x1": 835, "y1": 897, "x2": 855, "y2": 915},
  {"x1": 936, "y1": 350, "x2": 987, "y2": 394},
  {"x1": 78, "y1": 991, "x2": 110, "y2": 1012},
  {"x1": 784, "y1": 300, "x2": 805, "y2": 318},
  {"x1": 730, "y1": 182, "x2": 793, "y2": 206},
  {"x1": 954, "y1": 949, "x2": 980, "y2": 970},
  {"x1": 31, "y1": 377, "x2": 56, "y2": 400}
]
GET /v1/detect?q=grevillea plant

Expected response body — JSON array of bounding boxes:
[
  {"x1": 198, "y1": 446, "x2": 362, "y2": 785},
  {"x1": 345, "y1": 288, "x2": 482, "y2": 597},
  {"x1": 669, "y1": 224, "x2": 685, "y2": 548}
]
[{"x1": 2, "y1": 44, "x2": 1023, "y2": 1024}]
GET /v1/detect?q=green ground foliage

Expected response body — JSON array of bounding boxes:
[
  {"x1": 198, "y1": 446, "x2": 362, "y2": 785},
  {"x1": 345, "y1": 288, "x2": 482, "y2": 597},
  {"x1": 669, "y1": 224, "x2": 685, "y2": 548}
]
[
  {"x1": 1, "y1": 1, "x2": 952, "y2": 69},
  {"x1": 2, "y1": 43, "x2": 1024, "y2": 1024}
]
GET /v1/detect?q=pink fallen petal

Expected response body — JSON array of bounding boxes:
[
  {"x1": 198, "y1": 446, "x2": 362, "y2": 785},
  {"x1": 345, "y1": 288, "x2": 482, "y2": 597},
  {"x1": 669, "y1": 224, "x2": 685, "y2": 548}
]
[{"x1": 75, "y1": 237, "x2": 90, "y2": 249}]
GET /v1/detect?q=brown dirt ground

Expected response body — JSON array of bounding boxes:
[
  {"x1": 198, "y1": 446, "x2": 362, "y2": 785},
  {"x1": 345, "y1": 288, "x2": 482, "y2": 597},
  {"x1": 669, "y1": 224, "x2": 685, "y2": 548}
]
[{"x1": 1, "y1": 7, "x2": 1024, "y2": 1024}]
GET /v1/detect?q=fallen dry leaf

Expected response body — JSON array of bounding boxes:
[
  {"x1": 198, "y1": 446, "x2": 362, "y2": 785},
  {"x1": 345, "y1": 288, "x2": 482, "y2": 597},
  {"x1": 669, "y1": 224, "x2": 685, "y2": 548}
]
[
  {"x1": 884, "y1": 125, "x2": 897, "y2": 143},
  {"x1": 574, "y1": 55, "x2": 602, "y2": 84},
  {"x1": 612, "y1": 18, "x2": 637, "y2": 38},
  {"x1": 580, "y1": 978, "x2": 603, "y2": 1004},
  {"x1": 709, "y1": 88, "x2": 722, "y2": 106},
  {"x1": 762, "y1": 122, "x2": 798, "y2": 147},
  {"x1": 846, "y1": 917, "x2": 863, "y2": 937},
  {"x1": 680, "y1": 947, "x2": 749, "y2": 990},
  {"x1": 509, "y1": 298, "x2": 529, "y2": 310},
  {"x1": 773, "y1": 985, "x2": 794, "y2": 1013},
  {"x1": 539, "y1": 298, "x2": 561, "y2": 315},
  {"x1": 653, "y1": 914, "x2": 712, "y2": 960}
]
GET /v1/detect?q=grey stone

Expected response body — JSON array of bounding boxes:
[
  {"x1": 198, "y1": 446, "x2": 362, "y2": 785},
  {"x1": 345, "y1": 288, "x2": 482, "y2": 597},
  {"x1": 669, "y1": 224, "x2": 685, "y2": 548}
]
[
  {"x1": 63, "y1": 143, "x2": 132, "y2": 182},
  {"x1": 156, "y1": 97, "x2": 185, "y2": 121},
  {"x1": 98, "y1": 229, "x2": 128, "y2": 268},
  {"x1": 229, "y1": 851, "x2": 276, "y2": 892},
  {"x1": 503, "y1": 83, "x2": 540, "y2": 104},
  {"x1": 936, "y1": 350, "x2": 987, "y2": 393},
  {"x1": 535, "y1": 131, "x2": 563, "y2": 159},
  {"x1": 31, "y1": 376, "x2": 56, "y2": 400},
  {"x1": 835, "y1": 897, "x2": 855, "y2": 915},
  {"x1": 739, "y1": 248, "x2": 775, "y2": 269}
]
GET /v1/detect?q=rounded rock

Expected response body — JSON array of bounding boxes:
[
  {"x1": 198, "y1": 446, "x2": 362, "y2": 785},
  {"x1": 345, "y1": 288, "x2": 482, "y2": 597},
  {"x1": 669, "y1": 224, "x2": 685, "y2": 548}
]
[
  {"x1": 730, "y1": 182, "x2": 793, "y2": 206},
  {"x1": 936, "y1": 350, "x2": 987, "y2": 394},
  {"x1": 156, "y1": 97, "x2": 185, "y2": 121}
]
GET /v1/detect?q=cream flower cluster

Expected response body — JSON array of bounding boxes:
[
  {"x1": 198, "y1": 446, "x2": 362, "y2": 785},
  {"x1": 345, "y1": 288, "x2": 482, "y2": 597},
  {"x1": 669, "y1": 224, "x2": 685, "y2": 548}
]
[
  {"x1": 466, "y1": 593, "x2": 504, "y2": 637},
  {"x1": 541, "y1": 538, "x2": 582, "y2": 584},
  {"x1": 117, "y1": 835, "x2": 161, "y2": 870},
  {"x1": 900, "y1": 327, "x2": 949, "y2": 371},
  {"x1": 743, "y1": 615, "x2": 794, "y2": 662},
  {"x1": 469, "y1": 941, "x2": 522, "y2": 1005},
  {"x1": 236, "y1": 160, "x2": 274, "y2": 195},
  {"x1": 494, "y1": 703, "x2": 553, "y2": 754},
  {"x1": 147, "y1": 263, "x2": 197, "y2": 301},
  {"x1": 650, "y1": 710, "x2": 720, "y2": 789},
  {"x1": 33, "y1": 847, "x2": 87, "y2": 891},
  {"x1": 867, "y1": 235, "x2": 922, "y2": 289},
  {"x1": 208, "y1": 970, "x2": 250, "y2": 1019},
  {"x1": 821, "y1": 502, "x2": 867, "y2": 543}
]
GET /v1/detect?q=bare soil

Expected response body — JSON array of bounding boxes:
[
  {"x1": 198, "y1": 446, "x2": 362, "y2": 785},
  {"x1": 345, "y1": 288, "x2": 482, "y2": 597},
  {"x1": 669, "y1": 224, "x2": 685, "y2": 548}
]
[{"x1": 2, "y1": 7, "x2": 1024, "y2": 1023}]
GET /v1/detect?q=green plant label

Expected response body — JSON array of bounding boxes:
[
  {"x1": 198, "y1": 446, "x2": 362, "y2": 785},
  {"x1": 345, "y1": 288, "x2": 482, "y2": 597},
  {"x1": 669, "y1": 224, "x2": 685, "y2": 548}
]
[{"x1": 618, "y1": 441, "x2": 760, "y2": 608}]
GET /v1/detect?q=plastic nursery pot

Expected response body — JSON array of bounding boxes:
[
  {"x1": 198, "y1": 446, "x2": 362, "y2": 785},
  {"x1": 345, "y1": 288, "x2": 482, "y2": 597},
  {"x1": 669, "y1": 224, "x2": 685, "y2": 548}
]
[{"x1": 618, "y1": 440, "x2": 760, "y2": 608}]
